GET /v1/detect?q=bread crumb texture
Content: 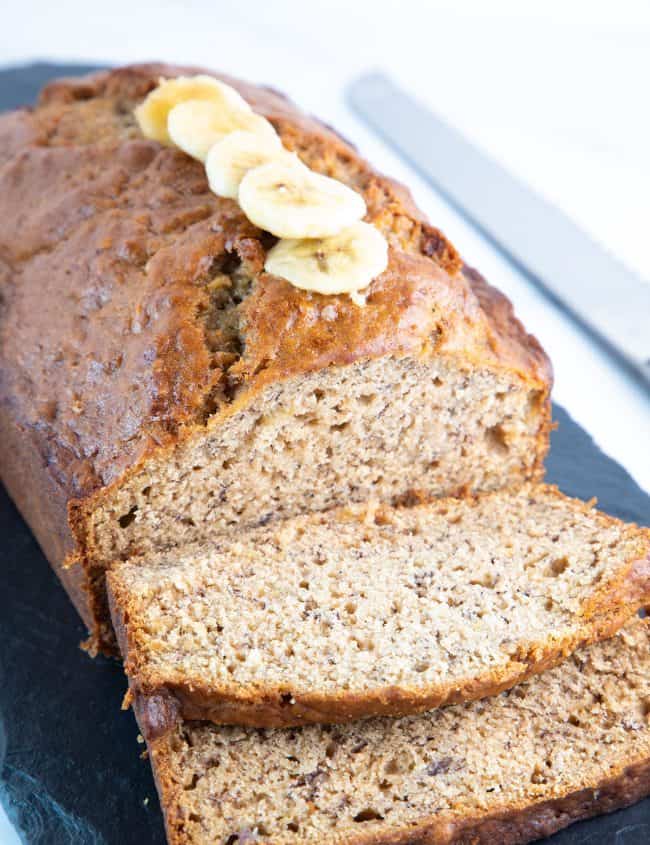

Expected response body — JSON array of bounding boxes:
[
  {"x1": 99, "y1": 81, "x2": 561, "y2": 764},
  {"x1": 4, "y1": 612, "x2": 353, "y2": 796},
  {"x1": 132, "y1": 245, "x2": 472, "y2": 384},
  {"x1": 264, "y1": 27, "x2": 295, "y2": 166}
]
[
  {"x1": 143, "y1": 621, "x2": 650, "y2": 844},
  {"x1": 109, "y1": 484, "x2": 650, "y2": 726}
]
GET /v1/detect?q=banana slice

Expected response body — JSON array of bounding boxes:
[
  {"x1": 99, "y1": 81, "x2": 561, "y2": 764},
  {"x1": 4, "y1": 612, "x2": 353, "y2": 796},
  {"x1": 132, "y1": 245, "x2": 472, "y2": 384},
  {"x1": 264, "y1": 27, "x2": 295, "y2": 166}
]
[
  {"x1": 167, "y1": 100, "x2": 277, "y2": 162},
  {"x1": 205, "y1": 130, "x2": 288, "y2": 199},
  {"x1": 264, "y1": 221, "x2": 388, "y2": 297},
  {"x1": 239, "y1": 159, "x2": 366, "y2": 239},
  {"x1": 135, "y1": 74, "x2": 252, "y2": 144}
]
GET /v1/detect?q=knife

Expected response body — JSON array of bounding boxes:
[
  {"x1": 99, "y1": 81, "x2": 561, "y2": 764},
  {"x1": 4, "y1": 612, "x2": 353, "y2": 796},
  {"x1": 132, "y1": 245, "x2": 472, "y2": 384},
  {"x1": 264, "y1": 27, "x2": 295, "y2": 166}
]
[{"x1": 348, "y1": 72, "x2": 650, "y2": 392}]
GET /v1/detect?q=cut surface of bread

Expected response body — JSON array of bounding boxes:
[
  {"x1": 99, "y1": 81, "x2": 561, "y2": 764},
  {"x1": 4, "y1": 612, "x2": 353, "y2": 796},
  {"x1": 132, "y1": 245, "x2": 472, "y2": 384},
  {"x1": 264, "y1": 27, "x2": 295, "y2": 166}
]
[
  {"x1": 137, "y1": 620, "x2": 650, "y2": 845},
  {"x1": 108, "y1": 484, "x2": 650, "y2": 727},
  {"x1": 85, "y1": 351, "x2": 548, "y2": 653},
  {"x1": 0, "y1": 63, "x2": 551, "y2": 654}
]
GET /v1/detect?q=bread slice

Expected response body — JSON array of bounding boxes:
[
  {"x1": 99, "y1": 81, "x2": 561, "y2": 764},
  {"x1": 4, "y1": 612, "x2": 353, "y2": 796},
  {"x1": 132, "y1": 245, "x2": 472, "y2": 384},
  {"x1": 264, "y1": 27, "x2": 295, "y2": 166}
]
[
  {"x1": 136, "y1": 620, "x2": 650, "y2": 845},
  {"x1": 108, "y1": 484, "x2": 650, "y2": 727},
  {"x1": 0, "y1": 63, "x2": 551, "y2": 655}
]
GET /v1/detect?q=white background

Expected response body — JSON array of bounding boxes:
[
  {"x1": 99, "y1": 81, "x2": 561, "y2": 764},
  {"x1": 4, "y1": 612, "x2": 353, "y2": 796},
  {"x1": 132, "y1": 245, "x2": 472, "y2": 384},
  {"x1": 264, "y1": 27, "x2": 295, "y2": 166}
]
[{"x1": 0, "y1": 2, "x2": 649, "y2": 836}]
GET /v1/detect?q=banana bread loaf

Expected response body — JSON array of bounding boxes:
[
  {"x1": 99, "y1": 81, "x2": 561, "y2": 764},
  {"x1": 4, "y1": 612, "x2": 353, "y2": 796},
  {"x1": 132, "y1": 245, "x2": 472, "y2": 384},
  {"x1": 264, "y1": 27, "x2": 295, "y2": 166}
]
[
  {"x1": 108, "y1": 484, "x2": 650, "y2": 727},
  {"x1": 136, "y1": 620, "x2": 650, "y2": 845},
  {"x1": 0, "y1": 64, "x2": 551, "y2": 653}
]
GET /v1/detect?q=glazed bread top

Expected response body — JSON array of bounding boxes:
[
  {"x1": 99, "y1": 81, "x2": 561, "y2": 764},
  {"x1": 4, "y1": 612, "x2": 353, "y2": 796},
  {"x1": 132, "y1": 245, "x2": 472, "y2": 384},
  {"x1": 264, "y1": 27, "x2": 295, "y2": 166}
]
[{"x1": 0, "y1": 64, "x2": 550, "y2": 511}]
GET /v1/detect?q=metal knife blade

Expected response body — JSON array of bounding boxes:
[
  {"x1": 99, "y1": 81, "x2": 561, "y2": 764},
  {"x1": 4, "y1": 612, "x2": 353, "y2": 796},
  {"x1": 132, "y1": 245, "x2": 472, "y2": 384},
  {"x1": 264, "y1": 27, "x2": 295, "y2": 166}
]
[{"x1": 348, "y1": 72, "x2": 650, "y2": 391}]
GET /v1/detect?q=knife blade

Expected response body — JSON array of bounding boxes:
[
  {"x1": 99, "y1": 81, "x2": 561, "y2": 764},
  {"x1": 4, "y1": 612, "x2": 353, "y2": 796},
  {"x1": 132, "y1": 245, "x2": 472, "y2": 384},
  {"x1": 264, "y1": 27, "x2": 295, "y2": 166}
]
[{"x1": 348, "y1": 72, "x2": 650, "y2": 391}]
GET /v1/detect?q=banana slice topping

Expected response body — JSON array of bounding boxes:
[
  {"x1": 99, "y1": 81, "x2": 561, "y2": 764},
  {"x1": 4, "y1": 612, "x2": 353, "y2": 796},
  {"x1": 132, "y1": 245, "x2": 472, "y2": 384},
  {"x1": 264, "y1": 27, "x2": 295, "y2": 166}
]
[
  {"x1": 264, "y1": 222, "x2": 388, "y2": 296},
  {"x1": 206, "y1": 130, "x2": 287, "y2": 199},
  {"x1": 168, "y1": 100, "x2": 277, "y2": 162},
  {"x1": 135, "y1": 75, "x2": 389, "y2": 304},
  {"x1": 239, "y1": 159, "x2": 366, "y2": 239},
  {"x1": 135, "y1": 74, "x2": 252, "y2": 144}
]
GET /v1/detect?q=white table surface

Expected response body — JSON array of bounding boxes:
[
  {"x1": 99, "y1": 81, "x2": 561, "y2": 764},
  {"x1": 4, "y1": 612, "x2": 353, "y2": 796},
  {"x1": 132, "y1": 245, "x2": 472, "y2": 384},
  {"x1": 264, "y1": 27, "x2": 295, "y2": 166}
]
[{"x1": 1, "y1": 1, "x2": 649, "y2": 836}]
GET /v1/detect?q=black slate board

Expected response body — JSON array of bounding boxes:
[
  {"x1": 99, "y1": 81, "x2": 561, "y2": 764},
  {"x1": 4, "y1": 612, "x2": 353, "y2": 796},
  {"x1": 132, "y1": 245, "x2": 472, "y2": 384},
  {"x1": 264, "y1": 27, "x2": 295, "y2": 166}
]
[{"x1": 0, "y1": 64, "x2": 649, "y2": 845}]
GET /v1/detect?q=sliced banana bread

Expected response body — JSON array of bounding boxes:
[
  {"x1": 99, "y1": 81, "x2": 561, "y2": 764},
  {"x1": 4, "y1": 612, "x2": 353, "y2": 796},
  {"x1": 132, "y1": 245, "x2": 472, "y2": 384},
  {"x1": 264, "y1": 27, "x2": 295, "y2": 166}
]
[
  {"x1": 0, "y1": 64, "x2": 551, "y2": 654},
  {"x1": 108, "y1": 485, "x2": 650, "y2": 727},
  {"x1": 136, "y1": 620, "x2": 650, "y2": 845}
]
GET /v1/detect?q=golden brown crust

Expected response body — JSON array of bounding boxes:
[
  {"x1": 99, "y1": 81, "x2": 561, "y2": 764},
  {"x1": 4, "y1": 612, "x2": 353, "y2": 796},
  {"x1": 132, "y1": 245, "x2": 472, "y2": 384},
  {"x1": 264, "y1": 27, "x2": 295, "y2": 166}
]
[
  {"x1": 109, "y1": 485, "x2": 650, "y2": 728},
  {"x1": 461, "y1": 264, "x2": 552, "y2": 390},
  {"x1": 0, "y1": 64, "x2": 552, "y2": 647},
  {"x1": 0, "y1": 401, "x2": 93, "y2": 624}
]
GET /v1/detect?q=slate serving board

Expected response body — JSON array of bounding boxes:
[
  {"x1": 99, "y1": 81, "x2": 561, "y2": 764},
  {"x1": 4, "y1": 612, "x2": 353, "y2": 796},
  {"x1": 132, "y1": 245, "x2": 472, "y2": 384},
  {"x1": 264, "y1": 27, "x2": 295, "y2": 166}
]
[{"x1": 0, "y1": 63, "x2": 649, "y2": 845}]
